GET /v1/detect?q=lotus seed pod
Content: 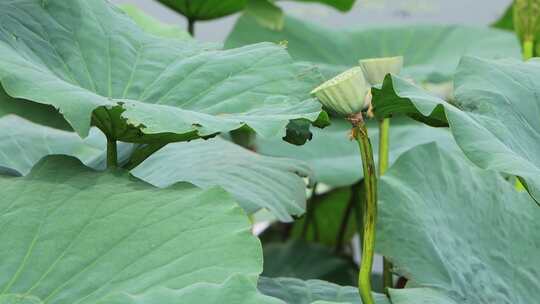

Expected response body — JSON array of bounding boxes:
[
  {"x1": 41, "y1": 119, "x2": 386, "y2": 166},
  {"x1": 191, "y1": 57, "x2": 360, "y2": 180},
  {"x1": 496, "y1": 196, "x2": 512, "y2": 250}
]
[
  {"x1": 311, "y1": 67, "x2": 370, "y2": 116},
  {"x1": 359, "y1": 56, "x2": 404, "y2": 85}
]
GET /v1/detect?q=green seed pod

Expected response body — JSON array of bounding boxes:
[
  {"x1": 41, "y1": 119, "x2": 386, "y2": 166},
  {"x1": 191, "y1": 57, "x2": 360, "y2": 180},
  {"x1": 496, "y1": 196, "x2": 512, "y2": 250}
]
[
  {"x1": 359, "y1": 56, "x2": 404, "y2": 85},
  {"x1": 311, "y1": 67, "x2": 370, "y2": 116}
]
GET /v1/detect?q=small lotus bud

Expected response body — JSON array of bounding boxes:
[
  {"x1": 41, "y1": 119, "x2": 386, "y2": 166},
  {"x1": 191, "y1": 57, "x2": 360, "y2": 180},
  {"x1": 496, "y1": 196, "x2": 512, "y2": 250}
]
[
  {"x1": 359, "y1": 56, "x2": 404, "y2": 85},
  {"x1": 311, "y1": 67, "x2": 370, "y2": 116}
]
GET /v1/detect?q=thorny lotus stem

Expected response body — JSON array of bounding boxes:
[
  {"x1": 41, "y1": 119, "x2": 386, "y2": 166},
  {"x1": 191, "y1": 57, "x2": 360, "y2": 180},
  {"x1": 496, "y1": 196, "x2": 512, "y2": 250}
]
[
  {"x1": 378, "y1": 118, "x2": 393, "y2": 292},
  {"x1": 106, "y1": 137, "x2": 118, "y2": 169},
  {"x1": 350, "y1": 114, "x2": 377, "y2": 304}
]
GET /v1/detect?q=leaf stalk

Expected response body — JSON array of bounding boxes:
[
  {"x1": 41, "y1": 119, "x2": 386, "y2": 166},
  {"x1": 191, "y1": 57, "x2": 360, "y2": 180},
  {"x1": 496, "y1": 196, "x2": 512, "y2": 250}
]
[
  {"x1": 378, "y1": 118, "x2": 393, "y2": 292},
  {"x1": 301, "y1": 184, "x2": 320, "y2": 241},
  {"x1": 187, "y1": 18, "x2": 195, "y2": 36},
  {"x1": 106, "y1": 137, "x2": 118, "y2": 169},
  {"x1": 523, "y1": 39, "x2": 534, "y2": 60},
  {"x1": 350, "y1": 115, "x2": 377, "y2": 304}
]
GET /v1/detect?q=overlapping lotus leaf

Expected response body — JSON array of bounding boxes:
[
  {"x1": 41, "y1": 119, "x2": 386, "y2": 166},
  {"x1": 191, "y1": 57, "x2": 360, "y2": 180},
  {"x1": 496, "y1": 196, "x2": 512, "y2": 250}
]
[
  {"x1": 371, "y1": 56, "x2": 540, "y2": 203},
  {"x1": 0, "y1": 0, "x2": 323, "y2": 145},
  {"x1": 226, "y1": 14, "x2": 520, "y2": 81},
  {"x1": 156, "y1": 0, "x2": 355, "y2": 22},
  {"x1": 132, "y1": 137, "x2": 312, "y2": 222},
  {"x1": 0, "y1": 156, "x2": 265, "y2": 303},
  {"x1": 258, "y1": 277, "x2": 389, "y2": 304},
  {"x1": 378, "y1": 143, "x2": 540, "y2": 304}
]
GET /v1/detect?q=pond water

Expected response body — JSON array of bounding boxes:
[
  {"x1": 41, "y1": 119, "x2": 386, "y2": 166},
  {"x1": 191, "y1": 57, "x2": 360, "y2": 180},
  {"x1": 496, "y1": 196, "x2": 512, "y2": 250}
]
[{"x1": 112, "y1": 0, "x2": 512, "y2": 42}]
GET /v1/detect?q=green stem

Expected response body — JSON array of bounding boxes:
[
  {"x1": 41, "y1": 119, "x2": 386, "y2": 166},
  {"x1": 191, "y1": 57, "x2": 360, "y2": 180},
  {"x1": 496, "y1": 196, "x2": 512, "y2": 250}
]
[
  {"x1": 106, "y1": 137, "x2": 118, "y2": 169},
  {"x1": 301, "y1": 184, "x2": 318, "y2": 240},
  {"x1": 378, "y1": 118, "x2": 393, "y2": 292},
  {"x1": 378, "y1": 119, "x2": 390, "y2": 174},
  {"x1": 187, "y1": 18, "x2": 195, "y2": 37},
  {"x1": 353, "y1": 121, "x2": 377, "y2": 304},
  {"x1": 523, "y1": 39, "x2": 534, "y2": 60},
  {"x1": 515, "y1": 177, "x2": 525, "y2": 191}
]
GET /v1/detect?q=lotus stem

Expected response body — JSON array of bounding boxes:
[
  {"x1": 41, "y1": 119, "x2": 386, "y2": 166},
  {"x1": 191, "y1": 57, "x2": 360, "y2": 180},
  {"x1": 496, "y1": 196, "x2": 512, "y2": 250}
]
[
  {"x1": 514, "y1": 0, "x2": 539, "y2": 60},
  {"x1": 350, "y1": 114, "x2": 377, "y2": 304},
  {"x1": 515, "y1": 178, "x2": 525, "y2": 190},
  {"x1": 187, "y1": 18, "x2": 195, "y2": 36},
  {"x1": 378, "y1": 118, "x2": 390, "y2": 175},
  {"x1": 523, "y1": 39, "x2": 534, "y2": 60},
  {"x1": 301, "y1": 184, "x2": 319, "y2": 240},
  {"x1": 378, "y1": 118, "x2": 393, "y2": 292},
  {"x1": 106, "y1": 137, "x2": 118, "y2": 169}
]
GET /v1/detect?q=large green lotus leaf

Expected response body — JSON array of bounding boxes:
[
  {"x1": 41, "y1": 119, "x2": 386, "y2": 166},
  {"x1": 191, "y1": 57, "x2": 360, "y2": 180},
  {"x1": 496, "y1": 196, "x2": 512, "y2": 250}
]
[
  {"x1": 0, "y1": 0, "x2": 323, "y2": 144},
  {"x1": 119, "y1": 4, "x2": 192, "y2": 40},
  {"x1": 290, "y1": 0, "x2": 355, "y2": 12},
  {"x1": 0, "y1": 85, "x2": 70, "y2": 131},
  {"x1": 372, "y1": 56, "x2": 540, "y2": 203},
  {"x1": 258, "y1": 277, "x2": 390, "y2": 304},
  {"x1": 387, "y1": 288, "x2": 457, "y2": 304},
  {"x1": 262, "y1": 241, "x2": 356, "y2": 286},
  {"x1": 244, "y1": 0, "x2": 357, "y2": 31},
  {"x1": 371, "y1": 75, "x2": 449, "y2": 127},
  {"x1": 226, "y1": 14, "x2": 521, "y2": 81},
  {"x1": 156, "y1": 0, "x2": 355, "y2": 22},
  {"x1": 0, "y1": 156, "x2": 264, "y2": 303},
  {"x1": 131, "y1": 137, "x2": 311, "y2": 222},
  {"x1": 244, "y1": 0, "x2": 285, "y2": 31},
  {"x1": 377, "y1": 143, "x2": 540, "y2": 304},
  {"x1": 0, "y1": 294, "x2": 43, "y2": 304},
  {"x1": 156, "y1": 0, "x2": 248, "y2": 21},
  {"x1": 492, "y1": 3, "x2": 513, "y2": 31},
  {"x1": 0, "y1": 115, "x2": 102, "y2": 175},
  {"x1": 0, "y1": 115, "x2": 135, "y2": 176},
  {"x1": 0, "y1": 114, "x2": 309, "y2": 222},
  {"x1": 97, "y1": 275, "x2": 283, "y2": 304},
  {"x1": 257, "y1": 117, "x2": 455, "y2": 187}
]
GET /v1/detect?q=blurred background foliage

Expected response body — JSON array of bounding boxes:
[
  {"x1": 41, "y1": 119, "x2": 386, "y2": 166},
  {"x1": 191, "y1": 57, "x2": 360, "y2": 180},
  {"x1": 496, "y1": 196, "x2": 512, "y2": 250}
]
[{"x1": 112, "y1": 0, "x2": 513, "y2": 41}]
